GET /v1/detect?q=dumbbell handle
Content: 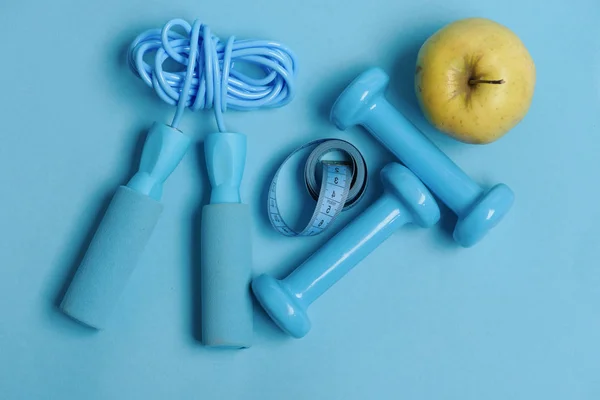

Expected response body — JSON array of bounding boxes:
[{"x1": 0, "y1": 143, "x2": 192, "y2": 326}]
[
  {"x1": 285, "y1": 193, "x2": 409, "y2": 306},
  {"x1": 252, "y1": 163, "x2": 440, "y2": 338},
  {"x1": 361, "y1": 99, "x2": 482, "y2": 215}
]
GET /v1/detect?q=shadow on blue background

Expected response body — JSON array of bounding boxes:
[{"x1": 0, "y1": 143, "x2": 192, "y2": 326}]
[
  {"x1": 311, "y1": 20, "x2": 461, "y2": 246},
  {"x1": 2, "y1": 1, "x2": 600, "y2": 399},
  {"x1": 49, "y1": 127, "x2": 149, "y2": 332}
]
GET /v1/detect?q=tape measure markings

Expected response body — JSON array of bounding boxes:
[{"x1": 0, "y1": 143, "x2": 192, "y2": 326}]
[{"x1": 267, "y1": 139, "x2": 367, "y2": 237}]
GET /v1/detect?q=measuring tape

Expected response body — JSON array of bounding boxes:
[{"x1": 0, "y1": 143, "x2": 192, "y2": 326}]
[{"x1": 268, "y1": 139, "x2": 368, "y2": 236}]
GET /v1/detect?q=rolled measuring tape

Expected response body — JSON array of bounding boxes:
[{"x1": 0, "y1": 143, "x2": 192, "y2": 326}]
[{"x1": 268, "y1": 139, "x2": 367, "y2": 236}]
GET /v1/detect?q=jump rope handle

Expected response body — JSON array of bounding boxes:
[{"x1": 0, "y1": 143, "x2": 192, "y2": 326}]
[
  {"x1": 60, "y1": 18, "x2": 295, "y2": 345},
  {"x1": 60, "y1": 123, "x2": 191, "y2": 329},
  {"x1": 200, "y1": 132, "x2": 253, "y2": 348}
]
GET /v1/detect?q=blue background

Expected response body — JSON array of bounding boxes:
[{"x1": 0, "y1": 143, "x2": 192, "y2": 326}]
[{"x1": 1, "y1": 0, "x2": 599, "y2": 399}]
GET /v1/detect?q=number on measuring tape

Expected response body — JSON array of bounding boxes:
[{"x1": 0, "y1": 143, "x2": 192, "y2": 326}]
[
  {"x1": 269, "y1": 162, "x2": 351, "y2": 236},
  {"x1": 267, "y1": 139, "x2": 367, "y2": 237}
]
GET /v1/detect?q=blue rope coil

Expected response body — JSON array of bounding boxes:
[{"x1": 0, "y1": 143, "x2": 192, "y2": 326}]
[{"x1": 128, "y1": 18, "x2": 298, "y2": 131}]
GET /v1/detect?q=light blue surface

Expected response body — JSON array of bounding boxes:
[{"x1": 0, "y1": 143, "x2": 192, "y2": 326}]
[
  {"x1": 1, "y1": 1, "x2": 600, "y2": 399},
  {"x1": 252, "y1": 163, "x2": 440, "y2": 338},
  {"x1": 331, "y1": 67, "x2": 515, "y2": 247}
]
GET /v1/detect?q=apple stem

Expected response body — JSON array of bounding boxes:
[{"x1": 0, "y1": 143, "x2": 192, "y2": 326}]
[{"x1": 469, "y1": 78, "x2": 505, "y2": 85}]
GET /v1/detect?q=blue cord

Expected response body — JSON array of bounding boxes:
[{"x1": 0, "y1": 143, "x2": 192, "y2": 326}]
[{"x1": 128, "y1": 18, "x2": 298, "y2": 131}]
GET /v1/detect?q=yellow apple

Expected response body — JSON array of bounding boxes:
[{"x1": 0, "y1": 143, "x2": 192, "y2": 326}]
[{"x1": 415, "y1": 17, "x2": 536, "y2": 144}]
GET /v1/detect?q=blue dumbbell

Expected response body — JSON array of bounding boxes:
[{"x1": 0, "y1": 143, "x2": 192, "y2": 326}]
[
  {"x1": 331, "y1": 67, "x2": 514, "y2": 247},
  {"x1": 252, "y1": 163, "x2": 439, "y2": 338}
]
